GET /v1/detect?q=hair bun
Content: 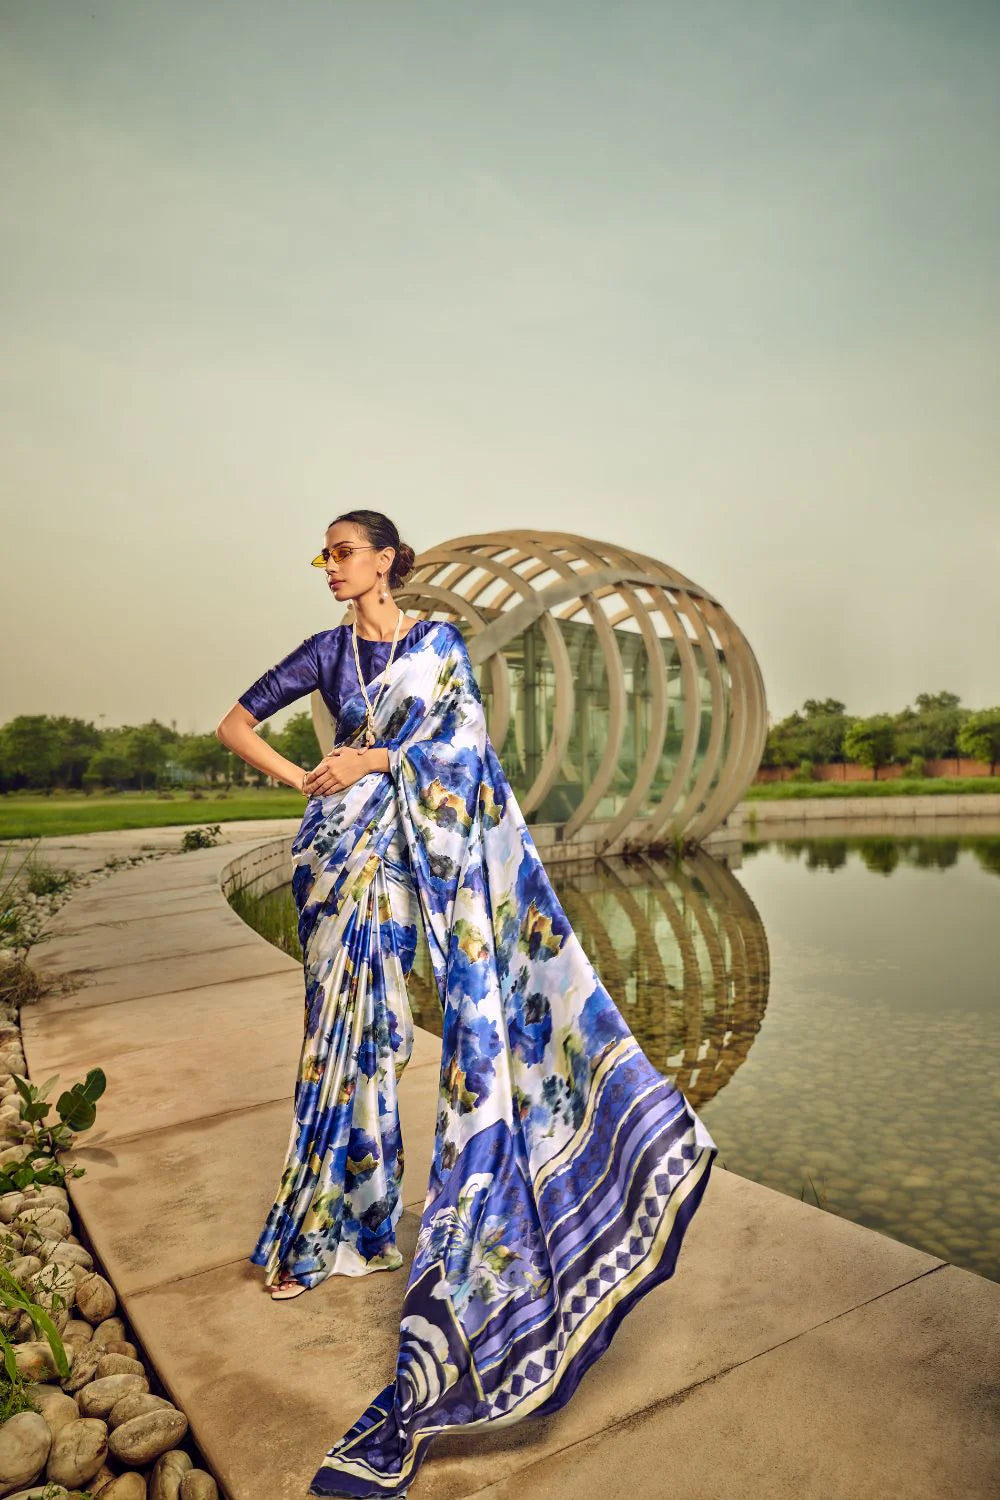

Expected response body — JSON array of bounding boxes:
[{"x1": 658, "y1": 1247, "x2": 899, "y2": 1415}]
[{"x1": 392, "y1": 541, "x2": 416, "y2": 586}]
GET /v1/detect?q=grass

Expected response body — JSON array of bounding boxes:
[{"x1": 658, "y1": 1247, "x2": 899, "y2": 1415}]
[
  {"x1": 0, "y1": 788, "x2": 306, "y2": 839},
  {"x1": 2, "y1": 777, "x2": 998, "y2": 840},
  {"x1": 745, "y1": 775, "x2": 1000, "y2": 801}
]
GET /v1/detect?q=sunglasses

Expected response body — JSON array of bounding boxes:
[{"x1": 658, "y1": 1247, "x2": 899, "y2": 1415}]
[{"x1": 310, "y1": 544, "x2": 378, "y2": 568}]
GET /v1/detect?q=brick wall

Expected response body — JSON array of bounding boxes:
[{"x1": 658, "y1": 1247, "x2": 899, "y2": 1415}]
[{"x1": 754, "y1": 757, "x2": 994, "y2": 784}]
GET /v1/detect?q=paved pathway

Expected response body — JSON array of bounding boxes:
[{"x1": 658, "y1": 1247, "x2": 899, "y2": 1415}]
[{"x1": 16, "y1": 823, "x2": 1000, "y2": 1499}]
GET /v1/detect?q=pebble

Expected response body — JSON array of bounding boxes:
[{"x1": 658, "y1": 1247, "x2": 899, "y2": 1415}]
[
  {"x1": 74, "y1": 1274, "x2": 117, "y2": 1326},
  {"x1": 109, "y1": 1409, "x2": 189, "y2": 1466},
  {"x1": 179, "y1": 1472, "x2": 219, "y2": 1500},
  {"x1": 92, "y1": 1317, "x2": 127, "y2": 1349},
  {"x1": 108, "y1": 1393, "x2": 177, "y2": 1432},
  {"x1": 45, "y1": 1416, "x2": 110, "y2": 1486},
  {"x1": 0, "y1": 1409, "x2": 51, "y2": 1492},
  {"x1": 148, "y1": 1448, "x2": 193, "y2": 1499},
  {"x1": 95, "y1": 1353, "x2": 146, "y2": 1379},
  {"x1": 77, "y1": 1374, "x2": 150, "y2": 1419},
  {"x1": 99, "y1": 1474, "x2": 149, "y2": 1499},
  {"x1": 14, "y1": 1340, "x2": 74, "y2": 1383},
  {"x1": 179, "y1": 1470, "x2": 218, "y2": 1494}
]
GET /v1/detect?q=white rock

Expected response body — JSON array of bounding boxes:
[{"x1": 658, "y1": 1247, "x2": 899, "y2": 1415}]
[
  {"x1": 92, "y1": 1317, "x2": 127, "y2": 1349},
  {"x1": 95, "y1": 1354, "x2": 145, "y2": 1380},
  {"x1": 109, "y1": 1409, "x2": 188, "y2": 1466},
  {"x1": 59, "y1": 1339, "x2": 102, "y2": 1392},
  {"x1": 108, "y1": 1392, "x2": 177, "y2": 1431},
  {"x1": 27, "y1": 1261, "x2": 77, "y2": 1315},
  {"x1": 148, "y1": 1448, "x2": 193, "y2": 1500},
  {"x1": 77, "y1": 1373, "x2": 149, "y2": 1419},
  {"x1": 29, "y1": 1186, "x2": 69, "y2": 1210},
  {"x1": 0, "y1": 1409, "x2": 51, "y2": 1492},
  {"x1": 44, "y1": 1415, "x2": 109, "y2": 1486},
  {"x1": 179, "y1": 1472, "x2": 219, "y2": 1500},
  {"x1": 13, "y1": 1341, "x2": 73, "y2": 1384},
  {"x1": 0, "y1": 1486, "x2": 69, "y2": 1500},
  {"x1": 31, "y1": 1389, "x2": 79, "y2": 1439},
  {"x1": 104, "y1": 1340, "x2": 139, "y2": 1360},
  {"x1": 74, "y1": 1273, "x2": 117, "y2": 1325},
  {"x1": 59, "y1": 1319, "x2": 94, "y2": 1346},
  {"x1": 98, "y1": 1473, "x2": 148, "y2": 1499},
  {"x1": 40, "y1": 1240, "x2": 93, "y2": 1271},
  {"x1": 12, "y1": 1207, "x2": 72, "y2": 1241},
  {"x1": 8, "y1": 1256, "x2": 44, "y2": 1285}
]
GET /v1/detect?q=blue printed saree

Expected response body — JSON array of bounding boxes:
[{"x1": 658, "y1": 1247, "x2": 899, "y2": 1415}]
[{"x1": 249, "y1": 620, "x2": 717, "y2": 1497}]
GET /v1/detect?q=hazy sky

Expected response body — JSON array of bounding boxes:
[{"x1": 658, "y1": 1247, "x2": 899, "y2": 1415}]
[{"x1": 2, "y1": 0, "x2": 997, "y2": 733}]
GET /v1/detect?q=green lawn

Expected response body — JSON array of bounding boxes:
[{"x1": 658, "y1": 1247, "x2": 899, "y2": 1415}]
[
  {"x1": 745, "y1": 776, "x2": 1000, "y2": 801},
  {"x1": 0, "y1": 789, "x2": 307, "y2": 839},
  {"x1": 2, "y1": 777, "x2": 998, "y2": 840}
]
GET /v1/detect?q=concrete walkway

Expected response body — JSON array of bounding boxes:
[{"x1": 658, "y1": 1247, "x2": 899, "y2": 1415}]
[{"x1": 17, "y1": 824, "x2": 1000, "y2": 1500}]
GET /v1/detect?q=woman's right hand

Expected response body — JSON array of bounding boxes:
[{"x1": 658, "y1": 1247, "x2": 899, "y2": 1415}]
[{"x1": 302, "y1": 747, "x2": 370, "y2": 798}]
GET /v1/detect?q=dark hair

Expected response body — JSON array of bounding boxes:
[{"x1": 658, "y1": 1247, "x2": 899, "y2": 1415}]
[{"x1": 329, "y1": 509, "x2": 416, "y2": 589}]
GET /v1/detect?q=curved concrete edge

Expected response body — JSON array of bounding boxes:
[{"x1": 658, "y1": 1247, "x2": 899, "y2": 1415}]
[
  {"x1": 740, "y1": 792, "x2": 1000, "y2": 822},
  {"x1": 15, "y1": 826, "x2": 1000, "y2": 1500}
]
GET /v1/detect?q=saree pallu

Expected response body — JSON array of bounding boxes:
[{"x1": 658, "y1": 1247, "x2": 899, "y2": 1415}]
[{"x1": 249, "y1": 621, "x2": 718, "y2": 1497}]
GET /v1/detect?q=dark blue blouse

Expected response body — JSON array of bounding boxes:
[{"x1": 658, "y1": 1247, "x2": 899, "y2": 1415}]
[{"x1": 237, "y1": 619, "x2": 438, "y2": 729}]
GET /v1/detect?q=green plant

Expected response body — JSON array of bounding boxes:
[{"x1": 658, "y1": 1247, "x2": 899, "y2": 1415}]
[
  {"x1": 180, "y1": 823, "x2": 222, "y2": 850},
  {"x1": 0, "y1": 840, "x2": 41, "y2": 948},
  {"x1": 800, "y1": 1173, "x2": 827, "y2": 1209},
  {"x1": 0, "y1": 1259, "x2": 72, "y2": 1420},
  {"x1": 24, "y1": 861, "x2": 74, "y2": 898},
  {"x1": 0, "y1": 956, "x2": 48, "y2": 1009},
  {"x1": 0, "y1": 1068, "x2": 106, "y2": 1195},
  {"x1": 907, "y1": 754, "x2": 927, "y2": 778}
]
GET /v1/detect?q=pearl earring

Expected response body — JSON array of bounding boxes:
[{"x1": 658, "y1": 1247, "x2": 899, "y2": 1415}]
[{"x1": 379, "y1": 572, "x2": 388, "y2": 602}]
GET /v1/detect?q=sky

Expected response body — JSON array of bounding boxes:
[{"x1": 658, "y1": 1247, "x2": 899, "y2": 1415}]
[{"x1": 1, "y1": 0, "x2": 997, "y2": 734}]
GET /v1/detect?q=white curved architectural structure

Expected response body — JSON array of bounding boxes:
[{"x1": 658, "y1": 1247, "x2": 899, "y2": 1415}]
[{"x1": 312, "y1": 530, "x2": 767, "y2": 855}]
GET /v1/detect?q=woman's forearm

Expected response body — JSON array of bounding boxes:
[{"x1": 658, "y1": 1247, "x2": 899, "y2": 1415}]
[
  {"x1": 216, "y1": 717, "x2": 306, "y2": 792},
  {"x1": 364, "y1": 748, "x2": 390, "y2": 775}
]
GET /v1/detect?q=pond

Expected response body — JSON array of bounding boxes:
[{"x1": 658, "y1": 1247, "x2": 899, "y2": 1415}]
[{"x1": 231, "y1": 826, "x2": 1000, "y2": 1284}]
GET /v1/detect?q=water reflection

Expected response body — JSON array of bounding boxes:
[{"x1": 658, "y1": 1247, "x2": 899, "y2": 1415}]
[
  {"x1": 378, "y1": 849, "x2": 771, "y2": 1110},
  {"x1": 236, "y1": 829, "x2": 1000, "y2": 1285}
]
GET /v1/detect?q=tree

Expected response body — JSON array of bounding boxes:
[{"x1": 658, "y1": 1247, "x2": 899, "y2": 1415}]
[
  {"x1": 0, "y1": 716, "x2": 58, "y2": 789},
  {"x1": 175, "y1": 734, "x2": 231, "y2": 784},
  {"x1": 273, "y1": 712, "x2": 322, "y2": 771},
  {"x1": 49, "y1": 717, "x2": 103, "y2": 789},
  {"x1": 915, "y1": 691, "x2": 961, "y2": 712},
  {"x1": 802, "y1": 698, "x2": 846, "y2": 719},
  {"x1": 121, "y1": 727, "x2": 168, "y2": 790},
  {"x1": 957, "y1": 709, "x2": 1000, "y2": 775},
  {"x1": 843, "y1": 715, "x2": 896, "y2": 780},
  {"x1": 84, "y1": 746, "x2": 131, "y2": 791}
]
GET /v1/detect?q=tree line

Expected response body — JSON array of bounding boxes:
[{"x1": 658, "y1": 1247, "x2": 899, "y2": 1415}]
[
  {"x1": 0, "y1": 712, "x2": 321, "y2": 793},
  {"x1": 763, "y1": 692, "x2": 1000, "y2": 778},
  {"x1": 1, "y1": 689, "x2": 998, "y2": 794}
]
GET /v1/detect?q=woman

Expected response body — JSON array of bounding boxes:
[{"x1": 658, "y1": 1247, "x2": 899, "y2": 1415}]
[{"x1": 218, "y1": 510, "x2": 718, "y2": 1499}]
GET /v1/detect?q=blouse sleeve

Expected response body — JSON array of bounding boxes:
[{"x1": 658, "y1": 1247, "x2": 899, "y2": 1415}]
[{"x1": 237, "y1": 634, "x2": 320, "y2": 721}]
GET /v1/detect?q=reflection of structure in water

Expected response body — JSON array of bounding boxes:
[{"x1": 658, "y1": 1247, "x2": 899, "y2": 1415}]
[
  {"x1": 311, "y1": 530, "x2": 767, "y2": 855},
  {"x1": 406, "y1": 848, "x2": 770, "y2": 1109}
]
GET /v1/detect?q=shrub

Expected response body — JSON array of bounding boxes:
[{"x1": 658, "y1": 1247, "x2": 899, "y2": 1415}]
[{"x1": 180, "y1": 824, "x2": 222, "y2": 851}]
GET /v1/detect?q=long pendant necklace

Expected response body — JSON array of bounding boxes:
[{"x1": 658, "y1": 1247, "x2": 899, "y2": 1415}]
[{"x1": 352, "y1": 608, "x2": 404, "y2": 746}]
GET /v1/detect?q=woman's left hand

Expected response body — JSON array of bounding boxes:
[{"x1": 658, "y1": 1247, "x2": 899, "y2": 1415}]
[{"x1": 303, "y1": 747, "x2": 372, "y2": 797}]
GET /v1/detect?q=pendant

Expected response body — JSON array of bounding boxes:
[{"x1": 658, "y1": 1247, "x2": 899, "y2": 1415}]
[{"x1": 364, "y1": 725, "x2": 375, "y2": 747}]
